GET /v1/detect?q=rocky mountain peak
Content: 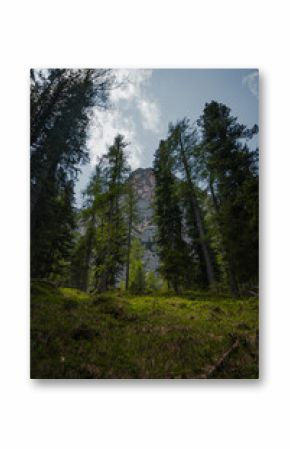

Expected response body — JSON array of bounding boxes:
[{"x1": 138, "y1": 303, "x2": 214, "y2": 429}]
[
  {"x1": 131, "y1": 167, "x2": 158, "y2": 273},
  {"x1": 131, "y1": 167, "x2": 156, "y2": 202}
]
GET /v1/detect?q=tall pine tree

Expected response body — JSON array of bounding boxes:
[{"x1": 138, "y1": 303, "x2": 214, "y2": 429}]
[
  {"x1": 197, "y1": 101, "x2": 259, "y2": 296},
  {"x1": 124, "y1": 178, "x2": 139, "y2": 290},
  {"x1": 94, "y1": 135, "x2": 131, "y2": 291},
  {"x1": 31, "y1": 69, "x2": 114, "y2": 278},
  {"x1": 70, "y1": 164, "x2": 105, "y2": 291},
  {"x1": 153, "y1": 139, "x2": 193, "y2": 293},
  {"x1": 167, "y1": 119, "x2": 217, "y2": 288}
]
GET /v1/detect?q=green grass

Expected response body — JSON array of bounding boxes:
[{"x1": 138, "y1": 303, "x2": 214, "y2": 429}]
[{"x1": 31, "y1": 281, "x2": 259, "y2": 379}]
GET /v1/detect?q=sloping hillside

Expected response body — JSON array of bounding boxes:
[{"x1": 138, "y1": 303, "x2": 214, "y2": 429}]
[{"x1": 31, "y1": 281, "x2": 259, "y2": 379}]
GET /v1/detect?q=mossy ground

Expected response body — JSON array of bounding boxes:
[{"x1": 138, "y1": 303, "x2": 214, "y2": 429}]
[{"x1": 31, "y1": 281, "x2": 259, "y2": 379}]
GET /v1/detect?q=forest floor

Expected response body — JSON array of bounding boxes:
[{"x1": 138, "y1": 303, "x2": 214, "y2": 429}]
[{"x1": 31, "y1": 281, "x2": 259, "y2": 379}]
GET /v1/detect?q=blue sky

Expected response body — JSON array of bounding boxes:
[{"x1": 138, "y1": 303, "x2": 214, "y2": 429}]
[{"x1": 76, "y1": 68, "x2": 259, "y2": 205}]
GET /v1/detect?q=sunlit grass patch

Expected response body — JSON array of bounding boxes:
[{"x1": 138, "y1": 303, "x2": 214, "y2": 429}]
[{"x1": 59, "y1": 287, "x2": 91, "y2": 301}]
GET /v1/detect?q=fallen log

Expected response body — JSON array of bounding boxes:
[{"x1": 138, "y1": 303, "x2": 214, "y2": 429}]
[{"x1": 202, "y1": 337, "x2": 240, "y2": 379}]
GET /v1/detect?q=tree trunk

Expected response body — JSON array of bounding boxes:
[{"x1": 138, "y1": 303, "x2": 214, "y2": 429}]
[
  {"x1": 83, "y1": 220, "x2": 96, "y2": 292},
  {"x1": 178, "y1": 137, "x2": 216, "y2": 286},
  {"x1": 125, "y1": 205, "x2": 132, "y2": 290},
  {"x1": 209, "y1": 177, "x2": 239, "y2": 298}
]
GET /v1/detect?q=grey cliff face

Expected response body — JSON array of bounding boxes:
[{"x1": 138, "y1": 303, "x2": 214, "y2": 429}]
[{"x1": 131, "y1": 168, "x2": 159, "y2": 273}]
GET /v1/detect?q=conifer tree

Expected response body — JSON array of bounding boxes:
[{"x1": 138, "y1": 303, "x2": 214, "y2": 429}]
[
  {"x1": 124, "y1": 179, "x2": 139, "y2": 290},
  {"x1": 70, "y1": 164, "x2": 105, "y2": 291},
  {"x1": 153, "y1": 140, "x2": 193, "y2": 293},
  {"x1": 30, "y1": 69, "x2": 114, "y2": 278},
  {"x1": 197, "y1": 101, "x2": 259, "y2": 296},
  {"x1": 94, "y1": 135, "x2": 131, "y2": 291},
  {"x1": 129, "y1": 237, "x2": 146, "y2": 294},
  {"x1": 167, "y1": 119, "x2": 217, "y2": 288}
]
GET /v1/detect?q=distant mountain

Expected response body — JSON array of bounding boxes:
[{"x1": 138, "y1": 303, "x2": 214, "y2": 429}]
[{"x1": 130, "y1": 168, "x2": 159, "y2": 273}]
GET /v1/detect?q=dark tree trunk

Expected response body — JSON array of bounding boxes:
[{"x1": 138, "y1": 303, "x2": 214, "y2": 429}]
[
  {"x1": 82, "y1": 220, "x2": 96, "y2": 292},
  {"x1": 179, "y1": 137, "x2": 216, "y2": 286},
  {"x1": 209, "y1": 177, "x2": 239, "y2": 298},
  {"x1": 125, "y1": 207, "x2": 132, "y2": 290}
]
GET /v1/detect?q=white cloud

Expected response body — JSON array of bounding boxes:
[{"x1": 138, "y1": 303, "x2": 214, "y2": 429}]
[
  {"x1": 87, "y1": 69, "x2": 160, "y2": 169},
  {"x1": 137, "y1": 98, "x2": 160, "y2": 132},
  {"x1": 87, "y1": 107, "x2": 142, "y2": 170},
  {"x1": 110, "y1": 69, "x2": 153, "y2": 103},
  {"x1": 243, "y1": 70, "x2": 259, "y2": 98}
]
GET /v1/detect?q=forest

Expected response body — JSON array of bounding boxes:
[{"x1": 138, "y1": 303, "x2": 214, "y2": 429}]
[{"x1": 31, "y1": 69, "x2": 259, "y2": 379}]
